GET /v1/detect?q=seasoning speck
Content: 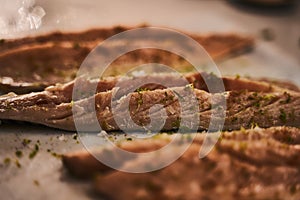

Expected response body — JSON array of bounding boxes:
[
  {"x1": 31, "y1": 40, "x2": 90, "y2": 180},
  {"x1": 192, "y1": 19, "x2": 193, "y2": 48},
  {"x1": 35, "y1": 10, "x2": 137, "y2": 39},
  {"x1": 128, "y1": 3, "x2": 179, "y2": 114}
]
[
  {"x1": 15, "y1": 150, "x2": 23, "y2": 158},
  {"x1": 73, "y1": 42, "x2": 80, "y2": 50},
  {"x1": 15, "y1": 159, "x2": 21, "y2": 168},
  {"x1": 29, "y1": 144, "x2": 39, "y2": 159},
  {"x1": 279, "y1": 109, "x2": 287, "y2": 123},
  {"x1": 33, "y1": 180, "x2": 40, "y2": 186},
  {"x1": 72, "y1": 133, "x2": 78, "y2": 140},
  {"x1": 51, "y1": 152, "x2": 62, "y2": 159},
  {"x1": 22, "y1": 138, "x2": 32, "y2": 146},
  {"x1": 261, "y1": 28, "x2": 275, "y2": 41},
  {"x1": 3, "y1": 157, "x2": 11, "y2": 165}
]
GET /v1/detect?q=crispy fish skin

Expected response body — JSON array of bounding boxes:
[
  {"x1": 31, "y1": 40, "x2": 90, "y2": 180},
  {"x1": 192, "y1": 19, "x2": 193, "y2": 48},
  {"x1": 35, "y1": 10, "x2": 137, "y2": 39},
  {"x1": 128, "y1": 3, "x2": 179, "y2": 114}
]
[
  {"x1": 61, "y1": 127, "x2": 300, "y2": 200},
  {"x1": 0, "y1": 84, "x2": 299, "y2": 131}
]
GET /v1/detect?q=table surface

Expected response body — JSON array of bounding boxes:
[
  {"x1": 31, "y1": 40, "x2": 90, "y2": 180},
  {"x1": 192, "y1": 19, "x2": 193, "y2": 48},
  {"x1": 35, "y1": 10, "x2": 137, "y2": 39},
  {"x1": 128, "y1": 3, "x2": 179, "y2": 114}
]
[{"x1": 0, "y1": 1, "x2": 299, "y2": 200}]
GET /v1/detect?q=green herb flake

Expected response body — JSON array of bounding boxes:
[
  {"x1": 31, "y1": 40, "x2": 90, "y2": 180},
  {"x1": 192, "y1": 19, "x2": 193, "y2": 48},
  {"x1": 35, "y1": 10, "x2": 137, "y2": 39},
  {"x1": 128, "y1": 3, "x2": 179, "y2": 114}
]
[
  {"x1": 46, "y1": 149, "x2": 62, "y2": 159},
  {"x1": 172, "y1": 118, "x2": 181, "y2": 128},
  {"x1": 15, "y1": 159, "x2": 21, "y2": 168},
  {"x1": 263, "y1": 94, "x2": 274, "y2": 101},
  {"x1": 72, "y1": 134, "x2": 78, "y2": 140},
  {"x1": 3, "y1": 157, "x2": 11, "y2": 165},
  {"x1": 284, "y1": 92, "x2": 291, "y2": 104},
  {"x1": 279, "y1": 109, "x2": 287, "y2": 123},
  {"x1": 73, "y1": 42, "x2": 80, "y2": 49},
  {"x1": 235, "y1": 74, "x2": 240, "y2": 79},
  {"x1": 15, "y1": 150, "x2": 23, "y2": 158},
  {"x1": 137, "y1": 96, "x2": 143, "y2": 107},
  {"x1": 29, "y1": 144, "x2": 39, "y2": 159},
  {"x1": 22, "y1": 138, "x2": 32, "y2": 146},
  {"x1": 51, "y1": 152, "x2": 62, "y2": 159},
  {"x1": 136, "y1": 87, "x2": 149, "y2": 93},
  {"x1": 250, "y1": 122, "x2": 259, "y2": 129},
  {"x1": 35, "y1": 144, "x2": 39, "y2": 151}
]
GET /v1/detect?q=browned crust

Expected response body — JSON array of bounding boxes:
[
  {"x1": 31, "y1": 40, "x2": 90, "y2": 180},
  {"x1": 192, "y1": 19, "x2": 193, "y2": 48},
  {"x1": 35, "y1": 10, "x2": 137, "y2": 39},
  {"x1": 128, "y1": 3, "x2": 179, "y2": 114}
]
[
  {"x1": 62, "y1": 127, "x2": 300, "y2": 199},
  {"x1": 0, "y1": 84, "x2": 299, "y2": 132},
  {"x1": 0, "y1": 25, "x2": 255, "y2": 94}
]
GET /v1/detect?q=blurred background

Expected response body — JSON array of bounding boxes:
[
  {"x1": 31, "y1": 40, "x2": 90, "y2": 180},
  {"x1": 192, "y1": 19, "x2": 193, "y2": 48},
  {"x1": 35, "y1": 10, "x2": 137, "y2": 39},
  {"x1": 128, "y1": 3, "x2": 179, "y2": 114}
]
[
  {"x1": 0, "y1": 0, "x2": 300, "y2": 77},
  {"x1": 0, "y1": 0, "x2": 299, "y2": 63}
]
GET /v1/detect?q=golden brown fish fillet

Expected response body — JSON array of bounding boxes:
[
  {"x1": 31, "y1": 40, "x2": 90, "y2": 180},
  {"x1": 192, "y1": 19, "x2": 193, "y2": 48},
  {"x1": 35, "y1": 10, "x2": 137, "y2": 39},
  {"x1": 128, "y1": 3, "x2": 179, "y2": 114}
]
[
  {"x1": 62, "y1": 127, "x2": 300, "y2": 200},
  {"x1": 0, "y1": 83, "x2": 299, "y2": 131},
  {"x1": 0, "y1": 25, "x2": 254, "y2": 94}
]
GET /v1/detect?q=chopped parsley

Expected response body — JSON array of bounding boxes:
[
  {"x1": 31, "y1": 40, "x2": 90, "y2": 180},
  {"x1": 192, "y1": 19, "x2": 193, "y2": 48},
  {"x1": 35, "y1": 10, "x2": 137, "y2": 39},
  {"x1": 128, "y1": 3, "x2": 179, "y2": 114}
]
[
  {"x1": 22, "y1": 138, "x2": 32, "y2": 146},
  {"x1": 29, "y1": 144, "x2": 39, "y2": 159},
  {"x1": 51, "y1": 152, "x2": 62, "y2": 159},
  {"x1": 263, "y1": 94, "x2": 274, "y2": 101},
  {"x1": 15, "y1": 159, "x2": 21, "y2": 168},
  {"x1": 284, "y1": 92, "x2": 291, "y2": 103},
  {"x1": 136, "y1": 87, "x2": 149, "y2": 92},
  {"x1": 279, "y1": 109, "x2": 287, "y2": 123},
  {"x1": 72, "y1": 133, "x2": 78, "y2": 140},
  {"x1": 47, "y1": 149, "x2": 62, "y2": 159},
  {"x1": 73, "y1": 42, "x2": 80, "y2": 49},
  {"x1": 137, "y1": 98, "x2": 143, "y2": 107},
  {"x1": 172, "y1": 118, "x2": 181, "y2": 128},
  {"x1": 254, "y1": 101, "x2": 260, "y2": 108},
  {"x1": 3, "y1": 157, "x2": 11, "y2": 165},
  {"x1": 15, "y1": 150, "x2": 23, "y2": 158}
]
